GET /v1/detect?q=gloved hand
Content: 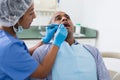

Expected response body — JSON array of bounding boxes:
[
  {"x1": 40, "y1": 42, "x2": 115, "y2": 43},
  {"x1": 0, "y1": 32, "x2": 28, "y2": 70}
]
[
  {"x1": 53, "y1": 24, "x2": 68, "y2": 47},
  {"x1": 41, "y1": 24, "x2": 58, "y2": 43}
]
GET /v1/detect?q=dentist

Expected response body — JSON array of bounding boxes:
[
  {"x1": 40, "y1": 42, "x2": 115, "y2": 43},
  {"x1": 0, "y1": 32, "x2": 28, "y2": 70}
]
[{"x1": 0, "y1": 0, "x2": 68, "y2": 80}]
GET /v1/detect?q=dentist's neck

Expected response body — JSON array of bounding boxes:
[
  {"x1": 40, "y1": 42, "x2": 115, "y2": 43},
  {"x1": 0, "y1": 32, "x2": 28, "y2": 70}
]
[{"x1": 1, "y1": 26, "x2": 16, "y2": 37}]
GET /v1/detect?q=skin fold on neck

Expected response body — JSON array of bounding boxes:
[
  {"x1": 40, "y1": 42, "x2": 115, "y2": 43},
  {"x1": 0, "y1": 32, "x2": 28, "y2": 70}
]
[
  {"x1": 66, "y1": 34, "x2": 75, "y2": 45},
  {"x1": 1, "y1": 26, "x2": 17, "y2": 37}
]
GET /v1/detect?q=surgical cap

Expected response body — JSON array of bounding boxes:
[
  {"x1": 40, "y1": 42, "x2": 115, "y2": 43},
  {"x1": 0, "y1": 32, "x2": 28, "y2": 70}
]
[{"x1": 0, "y1": 0, "x2": 33, "y2": 27}]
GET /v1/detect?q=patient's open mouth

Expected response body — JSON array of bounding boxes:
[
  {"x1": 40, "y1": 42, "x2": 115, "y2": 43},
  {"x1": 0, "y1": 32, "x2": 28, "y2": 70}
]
[{"x1": 63, "y1": 23, "x2": 70, "y2": 28}]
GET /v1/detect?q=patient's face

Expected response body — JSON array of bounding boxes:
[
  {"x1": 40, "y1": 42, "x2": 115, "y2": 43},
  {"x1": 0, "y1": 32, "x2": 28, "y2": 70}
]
[{"x1": 51, "y1": 11, "x2": 74, "y2": 34}]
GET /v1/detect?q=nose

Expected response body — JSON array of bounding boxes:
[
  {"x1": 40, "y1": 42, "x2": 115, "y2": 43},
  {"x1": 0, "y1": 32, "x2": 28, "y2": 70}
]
[
  {"x1": 33, "y1": 11, "x2": 36, "y2": 19},
  {"x1": 61, "y1": 17, "x2": 67, "y2": 22}
]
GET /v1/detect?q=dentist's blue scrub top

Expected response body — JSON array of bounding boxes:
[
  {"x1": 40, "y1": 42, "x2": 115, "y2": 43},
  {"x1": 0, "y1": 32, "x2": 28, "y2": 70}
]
[{"x1": 0, "y1": 30, "x2": 39, "y2": 80}]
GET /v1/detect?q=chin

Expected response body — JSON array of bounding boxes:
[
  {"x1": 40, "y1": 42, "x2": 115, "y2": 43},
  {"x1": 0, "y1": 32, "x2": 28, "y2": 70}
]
[{"x1": 25, "y1": 25, "x2": 30, "y2": 29}]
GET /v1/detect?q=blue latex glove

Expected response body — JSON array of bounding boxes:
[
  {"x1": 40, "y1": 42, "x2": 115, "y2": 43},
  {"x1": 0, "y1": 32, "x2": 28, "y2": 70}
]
[
  {"x1": 42, "y1": 24, "x2": 58, "y2": 43},
  {"x1": 53, "y1": 24, "x2": 68, "y2": 47}
]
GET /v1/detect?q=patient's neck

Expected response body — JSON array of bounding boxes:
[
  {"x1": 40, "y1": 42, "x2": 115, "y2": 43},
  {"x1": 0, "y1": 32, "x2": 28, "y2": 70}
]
[{"x1": 66, "y1": 35, "x2": 75, "y2": 46}]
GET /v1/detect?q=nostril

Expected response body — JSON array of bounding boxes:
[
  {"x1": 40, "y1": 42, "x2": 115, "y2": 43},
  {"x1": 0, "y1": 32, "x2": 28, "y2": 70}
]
[{"x1": 62, "y1": 18, "x2": 67, "y2": 21}]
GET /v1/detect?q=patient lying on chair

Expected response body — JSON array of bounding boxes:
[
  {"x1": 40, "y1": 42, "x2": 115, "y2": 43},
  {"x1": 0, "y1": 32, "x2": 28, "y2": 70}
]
[{"x1": 31, "y1": 11, "x2": 110, "y2": 80}]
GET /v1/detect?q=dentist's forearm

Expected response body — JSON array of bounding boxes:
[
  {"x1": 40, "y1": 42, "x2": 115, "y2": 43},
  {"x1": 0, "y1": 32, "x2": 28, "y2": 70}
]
[
  {"x1": 29, "y1": 40, "x2": 44, "y2": 55},
  {"x1": 30, "y1": 45, "x2": 59, "y2": 78}
]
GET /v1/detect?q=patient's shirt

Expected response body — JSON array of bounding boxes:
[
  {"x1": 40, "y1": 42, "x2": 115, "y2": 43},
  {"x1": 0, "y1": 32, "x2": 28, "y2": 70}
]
[
  {"x1": 52, "y1": 41, "x2": 97, "y2": 80},
  {"x1": 32, "y1": 41, "x2": 97, "y2": 80}
]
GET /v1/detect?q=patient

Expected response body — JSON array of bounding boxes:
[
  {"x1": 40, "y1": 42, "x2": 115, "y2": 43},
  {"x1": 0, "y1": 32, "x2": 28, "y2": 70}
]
[{"x1": 32, "y1": 11, "x2": 110, "y2": 80}]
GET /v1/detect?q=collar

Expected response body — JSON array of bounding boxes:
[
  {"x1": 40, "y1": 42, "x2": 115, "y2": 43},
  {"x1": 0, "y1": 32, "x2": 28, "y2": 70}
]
[
  {"x1": 74, "y1": 40, "x2": 79, "y2": 45},
  {"x1": 49, "y1": 40, "x2": 79, "y2": 45}
]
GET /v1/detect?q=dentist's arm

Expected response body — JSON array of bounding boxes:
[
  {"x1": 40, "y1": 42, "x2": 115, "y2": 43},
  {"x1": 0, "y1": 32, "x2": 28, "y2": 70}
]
[
  {"x1": 29, "y1": 41, "x2": 43, "y2": 55},
  {"x1": 30, "y1": 24, "x2": 68, "y2": 78},
  {"x1": 29, "y1": 24, "x2": 58, "y2": 55}
]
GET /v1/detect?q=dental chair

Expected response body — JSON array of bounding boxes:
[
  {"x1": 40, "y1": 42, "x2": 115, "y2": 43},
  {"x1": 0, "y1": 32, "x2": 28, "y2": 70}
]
[
  {"x1": 102, "y1": 52, "x2": 120, "y2": 80},
  {"x1": 113, "y1": 72, "x2": 120, "y2": 80}
]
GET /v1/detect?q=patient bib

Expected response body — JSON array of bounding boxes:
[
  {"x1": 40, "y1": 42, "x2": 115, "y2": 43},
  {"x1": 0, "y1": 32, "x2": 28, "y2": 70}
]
[{"x1": 52, "y1": 41, "x2": 97, "y2": 80}]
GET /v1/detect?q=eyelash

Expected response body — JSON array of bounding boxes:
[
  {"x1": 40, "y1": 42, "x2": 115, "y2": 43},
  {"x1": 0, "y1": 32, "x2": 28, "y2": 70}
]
[
  {"x1": 56, "y1": 17, "x2": 61, "y2": 20},
  {"x1": 30, "y1": 12, "x2": 34, "y2": 15},
  {"x1": 55, "y1": 17, "x2": 70, "y2": 21}
]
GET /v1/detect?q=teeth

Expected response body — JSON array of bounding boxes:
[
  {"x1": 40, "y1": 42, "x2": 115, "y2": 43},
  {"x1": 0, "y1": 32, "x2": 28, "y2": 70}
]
[
  {"x1": 64, "y1": 24, "x2": 68, "y2": 26},
  {"x1": 63, "y1": 23, "x2": 70, "y2": 27}
]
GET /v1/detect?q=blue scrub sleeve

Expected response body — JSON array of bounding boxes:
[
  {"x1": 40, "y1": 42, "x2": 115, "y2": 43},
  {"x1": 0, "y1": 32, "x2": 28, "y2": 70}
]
[{"x1": 1, "y1": 42, "x2": 39, "y2": 80}]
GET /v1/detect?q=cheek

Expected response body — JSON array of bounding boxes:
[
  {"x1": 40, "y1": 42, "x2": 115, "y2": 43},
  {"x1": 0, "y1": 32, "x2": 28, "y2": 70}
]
[
  {"x1": 52, "y1": 21, "x2": 61, "y2": 24},
  {"x1": 19, "y1": 15, "x2": 33, "y2": 28},
  {"x1": 21, "y1": 18, "x2": 32, "y2": 28},
  {"x1": 69, "y1": 26, "x2": 74, "y2": 32},
  {"x1": 27, "y1": 17, "x2": 32, "y2": 24}
]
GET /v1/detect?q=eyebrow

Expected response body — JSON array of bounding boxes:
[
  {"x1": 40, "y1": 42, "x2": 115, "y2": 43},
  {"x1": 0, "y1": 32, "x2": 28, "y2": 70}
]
[
  {"x1": 56, "y1": 13, "x2": 69, "y2": 17},
  {"x1": 64, "y1": 14, "x2": 70, "y2": 17},
  {"x1": 27, "y1": 5, "x2": 34, "y2": 11},
  {"x1": 29, "y1": 8, "x2": 34, "y2": 12},
  {"x1": 55, "y1": 15, "x2": 61, "y2": 18}
]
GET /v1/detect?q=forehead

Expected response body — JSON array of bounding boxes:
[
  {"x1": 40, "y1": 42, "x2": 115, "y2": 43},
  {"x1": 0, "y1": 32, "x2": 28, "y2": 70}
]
[
  {"x1": 53, "y1": 12, "x2": 68, "y2": 17},
  {"x1": 26, "y1": 3, "x2": 34, "y2": 12}
]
